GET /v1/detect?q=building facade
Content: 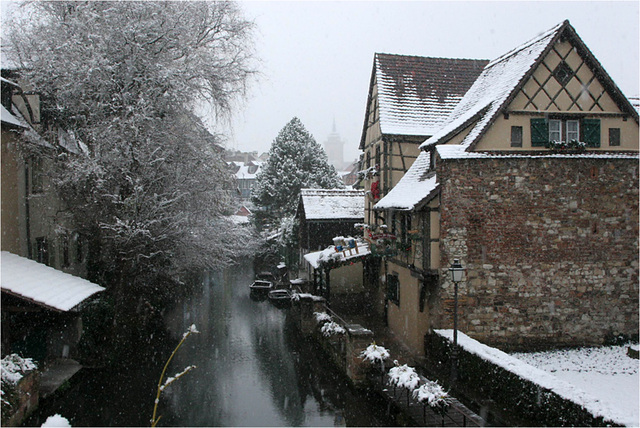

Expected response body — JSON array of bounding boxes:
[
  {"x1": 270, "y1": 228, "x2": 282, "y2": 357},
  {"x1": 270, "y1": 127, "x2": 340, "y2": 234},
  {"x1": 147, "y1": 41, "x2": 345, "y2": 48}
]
[{"x1": 372, "y1": 20, "x2": 639, "y2": 354}]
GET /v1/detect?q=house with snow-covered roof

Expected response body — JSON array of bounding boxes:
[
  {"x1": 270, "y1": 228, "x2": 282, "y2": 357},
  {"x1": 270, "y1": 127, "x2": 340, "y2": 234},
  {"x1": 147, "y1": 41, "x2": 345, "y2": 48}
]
[
  {"x1": 359, "y1": 53, "x2": 488, "y2": 226},
  {"x1": 2, "y1": 71, "x2": 104, "y2": 365},
  {"x1": 372, "y1": 20, "x2": 638, "y2": 354},
  {"x1": 297, "y1": 188, "x2": 365, "y2": 255},
  {"x1": 228, "y1": 160, "x2": 263, "y2": 200},
  {"x1": 296, "y1": 189, "x2": 365, "y2": 295}
]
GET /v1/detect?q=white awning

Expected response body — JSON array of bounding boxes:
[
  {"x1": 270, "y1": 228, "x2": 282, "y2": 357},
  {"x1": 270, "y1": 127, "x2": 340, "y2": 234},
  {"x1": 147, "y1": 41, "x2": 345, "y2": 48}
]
[{"x1": 1, "y1": 251, "x2": 105, "y2": 312}]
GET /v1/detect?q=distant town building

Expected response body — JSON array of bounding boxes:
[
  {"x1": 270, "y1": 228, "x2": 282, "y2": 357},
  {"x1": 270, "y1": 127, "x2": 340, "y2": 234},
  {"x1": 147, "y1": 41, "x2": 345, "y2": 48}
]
[{"x1": 323, "y1": 121, "x2": 346, "y2": 169}]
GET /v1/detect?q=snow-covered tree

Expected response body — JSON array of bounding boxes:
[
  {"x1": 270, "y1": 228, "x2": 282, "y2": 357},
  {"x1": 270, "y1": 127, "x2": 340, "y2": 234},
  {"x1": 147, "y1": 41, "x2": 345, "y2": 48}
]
[
  {"x1": 4, "y1": 2, "x2": 257, "y2": 291},
  {"x1": 251, "y1": 117, "x2": 343, "y2": 221}
]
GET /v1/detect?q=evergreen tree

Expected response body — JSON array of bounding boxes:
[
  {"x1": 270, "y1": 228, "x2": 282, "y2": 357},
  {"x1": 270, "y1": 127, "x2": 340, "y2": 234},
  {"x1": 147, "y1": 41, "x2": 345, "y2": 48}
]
[{"x1": 252, "y1": 117, "x2": 343, "y2": 222}]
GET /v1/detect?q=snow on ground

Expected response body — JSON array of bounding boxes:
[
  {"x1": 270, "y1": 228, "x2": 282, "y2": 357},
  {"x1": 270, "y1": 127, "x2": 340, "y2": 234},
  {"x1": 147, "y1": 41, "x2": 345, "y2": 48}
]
[
  {"x1": 435, "y1": 330, "x2": 638, "y2": 426},
  {"x1": 41, "y1": 414, "x2": 71, "y2": 427},
  {"x1": 513, "y1": 345, "x2": 639, "y2": 427}
]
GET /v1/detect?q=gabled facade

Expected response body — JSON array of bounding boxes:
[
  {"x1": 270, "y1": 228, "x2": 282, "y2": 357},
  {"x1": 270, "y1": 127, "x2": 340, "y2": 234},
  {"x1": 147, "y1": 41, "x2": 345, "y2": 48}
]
[
  {"x1": 359, "y1": 53, "x2": 488, "y2": 226},
  {"x1": 1, "y1": 71, "x2": 99, "y2": 363},
  {"x1": 374, "y1": 20, "x2": 638, "y2": 354},
  {"x1": 297, "y1": 188, "x2": 364, "y2": 257}
]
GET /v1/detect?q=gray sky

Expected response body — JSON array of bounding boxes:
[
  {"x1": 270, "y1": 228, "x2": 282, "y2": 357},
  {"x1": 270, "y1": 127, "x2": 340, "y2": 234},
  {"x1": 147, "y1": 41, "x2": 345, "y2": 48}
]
[
  {"x1": 224, "y1": 1, "x2": 639, "y2": 163},
  {"x1": 2, "y1": 1, "x2": 638, "y2": 164}
]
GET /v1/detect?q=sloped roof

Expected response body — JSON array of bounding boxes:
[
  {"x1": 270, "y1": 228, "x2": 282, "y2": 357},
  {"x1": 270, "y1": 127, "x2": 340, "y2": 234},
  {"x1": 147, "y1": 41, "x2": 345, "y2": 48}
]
[
  {"x1": 374, "y1": 151, "x2": 439, "y2": 211},
  {"x1": 360, "y1": 54, "x2": 488, "y2": 148},
  {"x1": 1, "y1": 251, "x2": 105, "y2": 312},
  {"x1": 1, "y1": 103, "x2": 25, "y2": 127},
  {"x1": 421, "y1": 20, "x2": 639, "y2": 153},
  {"x1": 300, "y1": 188, "x2": 365, "y2": 221}
]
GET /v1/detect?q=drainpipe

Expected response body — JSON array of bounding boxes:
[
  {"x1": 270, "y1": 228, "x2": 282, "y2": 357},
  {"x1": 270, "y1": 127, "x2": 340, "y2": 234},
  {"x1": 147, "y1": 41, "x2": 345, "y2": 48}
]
[{"x1": 24, "y1": 162, "x2": 32, "y2": 259}]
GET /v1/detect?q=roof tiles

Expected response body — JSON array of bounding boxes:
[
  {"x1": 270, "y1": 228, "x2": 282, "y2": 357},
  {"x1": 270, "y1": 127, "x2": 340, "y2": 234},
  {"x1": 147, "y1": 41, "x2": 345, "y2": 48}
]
[{"x1": 375, "y1": 54, "x2": 488, "y2": 136}]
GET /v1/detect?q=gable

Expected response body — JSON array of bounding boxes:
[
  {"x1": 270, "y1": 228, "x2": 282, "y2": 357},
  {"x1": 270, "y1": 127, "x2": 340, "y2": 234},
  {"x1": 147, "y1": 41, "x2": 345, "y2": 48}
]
[
  {"x1": 423, "y1": 20, "x2": 638, "y2": 155},
  {"x1": 509, "y1": 40, "x2": 621, "y2": 114}
]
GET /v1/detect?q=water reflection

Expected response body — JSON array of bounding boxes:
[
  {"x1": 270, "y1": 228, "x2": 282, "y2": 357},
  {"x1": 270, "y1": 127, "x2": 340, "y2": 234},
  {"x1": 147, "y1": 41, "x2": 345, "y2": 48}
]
[
  {"x1": 160, "y1": 264, "x2": 392, "y2": 427},
  {"x1": 25, "y1": 262, "x2": 393, "y2": 427}
]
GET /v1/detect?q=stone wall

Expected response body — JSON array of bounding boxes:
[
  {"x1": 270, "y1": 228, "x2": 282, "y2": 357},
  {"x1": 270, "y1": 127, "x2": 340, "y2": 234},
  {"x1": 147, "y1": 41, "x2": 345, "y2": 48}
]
[{"x1": 434, "y1": 156, "x2": 639, "y2": 350}]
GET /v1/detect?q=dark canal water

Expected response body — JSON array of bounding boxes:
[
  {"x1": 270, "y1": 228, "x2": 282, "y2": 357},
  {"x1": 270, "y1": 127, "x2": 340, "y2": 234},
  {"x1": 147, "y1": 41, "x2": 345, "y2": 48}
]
[{"x1": 26, "y1": 262, "x2": 394, "y2": 426}]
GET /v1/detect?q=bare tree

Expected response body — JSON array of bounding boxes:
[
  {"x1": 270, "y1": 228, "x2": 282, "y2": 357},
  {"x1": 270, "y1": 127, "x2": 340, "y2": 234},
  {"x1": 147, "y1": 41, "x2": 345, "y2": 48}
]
[{"x1": 4, "y1": 2, "x2": 258, "y2": 291}]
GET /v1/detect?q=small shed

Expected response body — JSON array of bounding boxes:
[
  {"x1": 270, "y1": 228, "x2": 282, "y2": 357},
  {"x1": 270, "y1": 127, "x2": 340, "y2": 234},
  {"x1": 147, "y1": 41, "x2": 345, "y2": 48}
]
[
  {"x1": 296, "y1": 188, "x2": 364, "y2": 269},
  {"x1": 1, "y1": 251, "x2": 105, "y2": 361}
]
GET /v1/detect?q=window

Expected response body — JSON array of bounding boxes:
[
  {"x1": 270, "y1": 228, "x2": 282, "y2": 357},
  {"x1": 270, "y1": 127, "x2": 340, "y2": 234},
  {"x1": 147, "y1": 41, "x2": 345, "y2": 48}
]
[
  {"x1": 429, "y1": 148, "x2": 437, "y2": 170},
  {"x1": 566, "y1": 120, "x2": 580, "y2": 142},
  {"x1": 549, "y1": 119, "x2": 562, "y2": 142},
  {"x1": 62, "y1": 234, "x2": 70, "y2": 268},
  {"x1": 510, "y1": 126, "x2": 523, "y2": 147},
  {"x1": 530, "y1": 118, "x2": 600, "y2": 147},
  {"x1": 31, "y1": 157, "x2": 44, "y2": 194},
  {"x1": 35, "y1": 237, "x2": 49, "y2": 266},
  {"x1": 609, "y1": 128, "x2": 621, "y2": 146},
  {"x1": 387, "y1": 273, "x2": 399, "y2": 306}
]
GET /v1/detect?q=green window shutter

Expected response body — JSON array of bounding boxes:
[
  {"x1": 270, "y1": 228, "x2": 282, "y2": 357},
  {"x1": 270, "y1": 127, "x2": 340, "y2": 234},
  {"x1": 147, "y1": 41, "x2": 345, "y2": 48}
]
[
  {"x1": 530, "y1": 118, "x2": 548, "y2": 147},
  {"x1": 582, "y1": 119, "x2": 601, "y2": 148}
]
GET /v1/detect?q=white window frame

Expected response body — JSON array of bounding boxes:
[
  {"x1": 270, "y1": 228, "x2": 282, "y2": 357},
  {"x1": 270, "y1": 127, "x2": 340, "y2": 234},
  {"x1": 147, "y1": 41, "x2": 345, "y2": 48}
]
[
  {"x1": 566, "y1": 120, "x2": 580, "y2": 142},
  {"x1": 549, "y1": 119, "x2": 580, "y2": 143},
  {"x1": 549, "y1": 119, "x2": 562, "y2": 142}
]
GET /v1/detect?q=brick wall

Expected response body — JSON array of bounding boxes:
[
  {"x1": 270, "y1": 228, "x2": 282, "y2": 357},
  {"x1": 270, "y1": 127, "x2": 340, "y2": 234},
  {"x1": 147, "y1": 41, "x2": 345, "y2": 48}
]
[{"x1": 434, "y1": 156, "x2": 639, "y2": 350}]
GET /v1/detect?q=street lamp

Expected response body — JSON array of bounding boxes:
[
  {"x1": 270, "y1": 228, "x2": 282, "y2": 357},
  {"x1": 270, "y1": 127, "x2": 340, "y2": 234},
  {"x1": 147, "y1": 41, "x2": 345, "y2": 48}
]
[{"x1": 448, "y1": 258, "x2": 464, "y2": 382}]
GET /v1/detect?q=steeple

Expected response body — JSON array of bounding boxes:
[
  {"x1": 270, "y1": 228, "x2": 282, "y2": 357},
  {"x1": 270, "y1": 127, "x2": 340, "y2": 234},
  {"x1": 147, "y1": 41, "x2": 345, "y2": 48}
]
[{"x1": 324, "y1": 119, "x2": 345, "y2": 169}]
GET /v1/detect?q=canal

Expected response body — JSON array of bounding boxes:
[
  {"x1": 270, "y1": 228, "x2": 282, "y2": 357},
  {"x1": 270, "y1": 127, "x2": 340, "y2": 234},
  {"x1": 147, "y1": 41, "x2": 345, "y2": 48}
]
[{"x1": 26, "y1": 262, "x2": 395, "y2": 426}]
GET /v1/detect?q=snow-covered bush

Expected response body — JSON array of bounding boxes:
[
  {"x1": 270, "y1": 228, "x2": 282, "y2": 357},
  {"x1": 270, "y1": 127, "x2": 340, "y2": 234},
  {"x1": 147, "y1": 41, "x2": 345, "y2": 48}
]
[
  {"x1": 314, "y1": 312, "x2": 332, "y2": 324},
  {"x1": 1, "y1": 354, "x2": 37, "y2": 421},
  {"x1": 388, "y1": 362, "x2": 420, "y2": 390},
  {"x1": 1, "y1": 354, "x2": 37, "y2": 386},
  {"x1": 361, "y1": 343, "x2": 390, "y2": 365},
  {"x1": 320, "y1": 321, "x2": 346, "y2": 337},
  {"x1": 413, "y1": 380, "x2": 451, "y2": 415}
]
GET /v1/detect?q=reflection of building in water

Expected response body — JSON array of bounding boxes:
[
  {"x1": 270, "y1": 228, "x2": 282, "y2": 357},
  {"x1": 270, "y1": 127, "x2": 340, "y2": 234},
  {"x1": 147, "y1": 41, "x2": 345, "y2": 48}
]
[{"x1": 323, "y1": 120, "x2": 345, "y2": 169}]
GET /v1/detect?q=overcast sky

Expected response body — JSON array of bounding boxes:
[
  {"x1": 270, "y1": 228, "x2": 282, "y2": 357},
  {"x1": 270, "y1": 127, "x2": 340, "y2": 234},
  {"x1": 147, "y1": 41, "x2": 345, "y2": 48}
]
[
  {"x1": 2, "y1": 1, "x2": 638, "y2": 164},
  {"x1": 224, "y1": 1, "x2": 639, "y2": 164}
]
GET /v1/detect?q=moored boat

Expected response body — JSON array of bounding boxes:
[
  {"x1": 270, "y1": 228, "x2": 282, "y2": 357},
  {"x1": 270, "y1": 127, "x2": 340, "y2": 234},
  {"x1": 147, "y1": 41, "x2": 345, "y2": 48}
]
[
  {"x1": 268, "y1": 289, "x2": 293, "y2": 308},
  {"x1": 250, "y1": 280, "x2": 273, "y2": 301}
]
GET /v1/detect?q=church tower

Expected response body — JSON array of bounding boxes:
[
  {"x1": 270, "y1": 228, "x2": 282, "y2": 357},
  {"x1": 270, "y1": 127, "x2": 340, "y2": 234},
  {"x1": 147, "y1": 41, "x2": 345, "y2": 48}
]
[{"x1": 323, "y1": 119, "x2": 345, "y2": 169}]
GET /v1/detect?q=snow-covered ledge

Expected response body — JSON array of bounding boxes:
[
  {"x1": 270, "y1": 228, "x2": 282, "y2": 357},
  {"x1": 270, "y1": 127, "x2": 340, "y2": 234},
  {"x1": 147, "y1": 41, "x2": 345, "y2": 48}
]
[{"x1": 434, "y1": 330, "x2": 630, "y2": 426}]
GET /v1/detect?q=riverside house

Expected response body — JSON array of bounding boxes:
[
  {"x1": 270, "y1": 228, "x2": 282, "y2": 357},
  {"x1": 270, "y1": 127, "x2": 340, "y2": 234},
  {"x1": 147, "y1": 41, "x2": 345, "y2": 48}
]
[{"x1": 370, "y1": 20, "x2": 638, "y2": 355}]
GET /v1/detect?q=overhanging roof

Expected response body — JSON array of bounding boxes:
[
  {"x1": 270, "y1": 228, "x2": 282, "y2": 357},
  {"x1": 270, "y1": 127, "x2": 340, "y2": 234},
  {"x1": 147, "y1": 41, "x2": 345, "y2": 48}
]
[{"x1": 1, "y1": 251, "x2": 105, "y2": 312}]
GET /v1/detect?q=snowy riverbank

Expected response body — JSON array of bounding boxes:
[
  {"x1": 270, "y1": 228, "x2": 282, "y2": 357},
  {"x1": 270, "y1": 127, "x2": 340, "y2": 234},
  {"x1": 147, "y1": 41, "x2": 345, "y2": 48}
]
[{"x1": 513, "y1": 344, "x2": 639, "y2": 427}]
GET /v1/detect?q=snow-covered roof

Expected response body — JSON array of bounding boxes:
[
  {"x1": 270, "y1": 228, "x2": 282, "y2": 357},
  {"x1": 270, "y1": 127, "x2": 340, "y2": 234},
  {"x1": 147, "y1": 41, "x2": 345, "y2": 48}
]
[
  {"x1": 421, "y1": 21, "x2": 564, "y2": 151},
  {"x1": 1, "y1": 251, "x2": 105, "y2": 312},
  {"x1": 234, "y1": 162, "x2": 261, "y2": 180},
  {"x1": 630, "y1": 96, "x2": 640, "y2": 114},
  {"x1": 300, "y1": 188, "x2": 365, "y2": 221},
  {"x1": 421, "y1": 20, "x2": 638, "y2": 153},
  {"x1": 304, "y1": 238, "x2": 371, "y2": 269},
  {"x1": 1, "y1": 103, "x2": 26, "y2": 128},
  {"x1": 374, "y1": 151, "x2": 439, "y2": 211},
  {"x1": 435, "y1": 330, "x2": 634, "y2": 427},
  {"x1": 437, "y1": 144, "x2": 640, "y2": 160},
  {"x1": 372, "y1": 54, "x2": 488, "y2": 139}
]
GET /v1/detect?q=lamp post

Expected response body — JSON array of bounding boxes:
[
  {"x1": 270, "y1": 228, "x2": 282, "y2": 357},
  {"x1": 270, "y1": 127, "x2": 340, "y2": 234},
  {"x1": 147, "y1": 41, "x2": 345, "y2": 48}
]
[{"x1": 449, "y1": 258, "x2": 464, "y2": 383}]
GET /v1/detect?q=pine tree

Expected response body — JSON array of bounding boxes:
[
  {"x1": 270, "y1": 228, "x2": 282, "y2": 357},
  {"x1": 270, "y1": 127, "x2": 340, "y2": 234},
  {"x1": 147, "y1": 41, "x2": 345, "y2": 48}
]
[{"x1": 252, "y1": 117, "x2": 343, "y2": 222}]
